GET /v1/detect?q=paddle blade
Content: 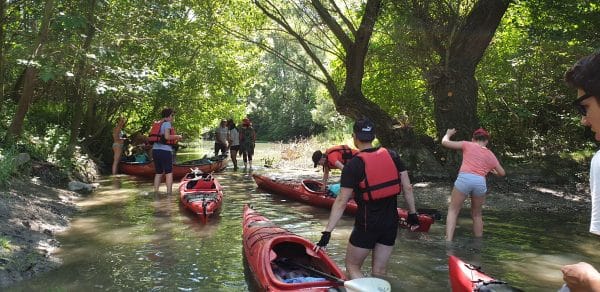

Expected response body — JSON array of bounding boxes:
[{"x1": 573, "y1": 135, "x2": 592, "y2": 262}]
[{"x1": 344, "y1": 277, "x2": 391, "y2": 292}]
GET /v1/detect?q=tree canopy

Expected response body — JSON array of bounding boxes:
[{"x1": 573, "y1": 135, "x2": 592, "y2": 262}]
[{"x1": 1, "y1": 0, "x2": 599, "y2": 173}]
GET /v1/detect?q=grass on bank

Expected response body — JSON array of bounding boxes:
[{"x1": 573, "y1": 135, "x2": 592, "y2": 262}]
[{"x1": 0, "y1": 147, "x2": 20, "y2": 189}]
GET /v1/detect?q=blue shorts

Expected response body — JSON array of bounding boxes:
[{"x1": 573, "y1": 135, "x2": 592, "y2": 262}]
[
  {"x1": 152, "y1": 149, "x2": 173, "y2": 174},
  {"x1": 454, "y1": 173, "x2": 487, "y2": 196}
]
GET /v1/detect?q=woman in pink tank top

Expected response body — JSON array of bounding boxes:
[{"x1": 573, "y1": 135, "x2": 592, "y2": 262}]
[{"x1": 441, "y1": 128, "x2": 506, "y2": 241}]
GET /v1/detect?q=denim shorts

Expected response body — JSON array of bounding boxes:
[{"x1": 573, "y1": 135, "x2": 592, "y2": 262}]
[{"x1": 454, "y1": 172, "x2": 487, "y2": 196}]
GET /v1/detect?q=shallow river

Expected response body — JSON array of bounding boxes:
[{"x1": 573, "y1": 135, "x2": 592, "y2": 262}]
[{"x1": 6, "y1": 143, "x2": 600, "y2": 291}]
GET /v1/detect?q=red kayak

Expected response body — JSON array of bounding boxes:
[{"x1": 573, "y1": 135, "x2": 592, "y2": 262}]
[
  {"x1": 448, "y1": 255, "x2": 522, "y2": 292},
  {"x1": 253, "y1": 174, "x2": 436, "y2": 232},
  {"x1": 242, "y1": 204, "x2": 346, "y2": 291},
  {"x1": 119, "y1": 155, "x2": 228, "y2": 179},
  {"x1": 178, "y1": 171, "x2": 223, "y2": 220}
]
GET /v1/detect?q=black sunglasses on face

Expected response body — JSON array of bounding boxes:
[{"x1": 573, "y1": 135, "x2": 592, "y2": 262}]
[{"x1": 573, "y1": 93, "x2": 593, "y2": 116}]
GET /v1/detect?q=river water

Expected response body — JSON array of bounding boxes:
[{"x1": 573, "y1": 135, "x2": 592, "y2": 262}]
[{"x1": 6, "y1": 143, "x2": 600, "y2": 291}]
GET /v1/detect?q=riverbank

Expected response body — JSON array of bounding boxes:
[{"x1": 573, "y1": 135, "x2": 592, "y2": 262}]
[
  {"x1": 0, "y1": 159, "x2": 593, "y2": 288},
  {"x1": 0, "y1": 178, "x2": 80, "y2": 287}
]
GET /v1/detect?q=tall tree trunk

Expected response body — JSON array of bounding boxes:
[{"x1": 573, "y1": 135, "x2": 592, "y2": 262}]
[
  {"x1": 412, "y1": 0, "x2": 510, "y2": 169},
  {"x1": 428, "y1": 67, "x2": 479, "y2": 140},
  {"x1": 428, "y1": 0, "x2": 510, "y2": 141},
  {"x1": 5, "y1": 0, "x2": 54, "y2": 143},
  {"x1": 67, "y1": 0, "x2": 97, "y2": 153},
  {"x1": 0, "y1": 0, "x2": 7, "y2": 111}
]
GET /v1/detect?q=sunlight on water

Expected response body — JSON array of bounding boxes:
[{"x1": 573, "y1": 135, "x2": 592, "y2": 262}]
[{"x1": 5, "y1": 143, "x2": 600, "y2": 291}]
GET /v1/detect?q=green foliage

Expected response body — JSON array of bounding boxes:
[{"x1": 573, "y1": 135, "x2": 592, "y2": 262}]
[
  {"x1": 0, "y1": 236, "x2": 10, "y2": 250},
  {"x1": 249, "y1": 34, "x2": 321, "y2": 141},
  {"x1": 476, "y1": 1, "x2": 600, "y2": 157},
  {"x1": 0, "y1": 147, "x2": 19, "y2": 188},
  {"x1": 2, "y1": 0, "x2": 600, "y2": 173}
]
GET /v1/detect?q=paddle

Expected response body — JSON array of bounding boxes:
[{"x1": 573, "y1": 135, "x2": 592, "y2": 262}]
[{"x1": 276, "y1": 258, "x2": 391, "y2": 292}]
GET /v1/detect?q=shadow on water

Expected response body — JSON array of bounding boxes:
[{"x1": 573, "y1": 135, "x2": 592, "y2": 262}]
[{"x1": 6, "y1": 143, "x2": 600, "y2": 291}]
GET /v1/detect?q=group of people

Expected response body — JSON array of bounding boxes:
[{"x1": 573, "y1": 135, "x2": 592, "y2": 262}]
[
  {"x1": 310, "y1": 119, "x2": 503, "y2": 280},
  {"x1": 108, "y1": 51, "x2": 600, "y2": 290},
  {"x1": 309, "y1": 51, "x2": 600, "y2": 291},
  {"x1": 214, "y1": 118, "x2": 256, "y2": 171},
  {"x1": 111, "y1": 109, "x2": 257, "y2": 194}
]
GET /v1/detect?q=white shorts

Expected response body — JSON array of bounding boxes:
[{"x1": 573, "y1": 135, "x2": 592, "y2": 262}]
[{"x1": 454, "y1": 173, "x2": 487, "y2": 196}]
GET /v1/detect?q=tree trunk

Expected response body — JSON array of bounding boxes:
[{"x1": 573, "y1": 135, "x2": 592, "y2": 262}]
[
  {"x1": 429, "y1": 67, "x2": 479, "y2": 140},
  {"x1": 0, "y1": 0, "x2": 7, "y2": 110},
  {"x1": 5, "y1": 0, "x2": 54, "y2": 143},
  {"x1": 421, "y1": 0, "x2": 510, "y2": 169},
  {"x1": 68, "y1": 0, "x2": 97, "y2": 153}
]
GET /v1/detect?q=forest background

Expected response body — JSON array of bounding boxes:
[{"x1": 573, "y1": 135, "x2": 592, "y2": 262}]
[{"x1": 1, "y1": 0, "x2": 599, "y2": 185}]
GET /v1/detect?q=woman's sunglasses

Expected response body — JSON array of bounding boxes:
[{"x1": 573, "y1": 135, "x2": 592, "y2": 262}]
[{"x1": 573, "y1": 93, "x2": 593, "y2": 116}]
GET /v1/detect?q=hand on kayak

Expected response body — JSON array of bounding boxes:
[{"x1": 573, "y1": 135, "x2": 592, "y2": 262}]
[
  {"x1": 561, "y1": 262, "x2": 600, "y2": 292},
  {"x1": 407, "y1": 213, "x2": 420, "y2": 231},
  {"x1": 313, "y1": 231, "x2": 331, "y2": 252}
]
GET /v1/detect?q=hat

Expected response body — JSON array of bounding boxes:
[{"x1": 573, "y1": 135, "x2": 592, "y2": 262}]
[
  {"x1": 242, "y1": 118, "x2": 251, "y2": 126},
  {"x1": 312, "y1": 150, "x2": 323, "y2": 168},
  {"x1": 353, "y1": 118, "x2": 375, "y2": 141},
  {"x1": 472, "y1": 128, "x2": 490, "y2": 139}
]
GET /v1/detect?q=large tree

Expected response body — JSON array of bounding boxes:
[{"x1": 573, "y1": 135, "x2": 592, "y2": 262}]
[
  {"x1": 252, "y1": 0, "x2": 413, "y2": 146},
  {"x1": 392, "y1": 0, "x2": 511, "y2": 142},
  {"x1": 5, "y1": 0, "x2": 54, "y2": 143}
]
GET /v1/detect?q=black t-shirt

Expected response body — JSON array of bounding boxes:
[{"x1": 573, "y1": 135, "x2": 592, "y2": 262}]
[{"x1": 340, "y1": 147, "x2": 407, "y2": 231}]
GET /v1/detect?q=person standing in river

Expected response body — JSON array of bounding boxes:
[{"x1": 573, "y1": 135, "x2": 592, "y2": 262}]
[
  {"x1": 150, "y1": 108, "x2": 182, "y2": 195},
  {"x1": 112, "y1": 116, "x2": 127, "y2": 175},
  {"x1": 313, "y1": 118, "x2": 420, "y2": 279},
  {"x1": 239, "y1": 118, "x2": 256, "y2": 170},
  {"x1": 561, "y1": 51, "x2": 600, "y2": 292},
  {"x1": 441, "y1": 127, "x2": 505, "y2": 242},
  {"x1": 227, "y1": 119, "x2": 240, "y2": 171},
  {"x1": 214, "y1": 119, "x2": 229, "y2": 157}
]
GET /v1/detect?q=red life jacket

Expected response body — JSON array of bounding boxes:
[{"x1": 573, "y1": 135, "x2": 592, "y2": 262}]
[
  {"x1": 148, "y1": 120, "x2": 178, "y2": 145},
  {"x1": 356, "y1": 148, "x2": 402, "y2": 201},
  {"x1": 325, "y1": 145, "x2": 358, "y2": 168}
]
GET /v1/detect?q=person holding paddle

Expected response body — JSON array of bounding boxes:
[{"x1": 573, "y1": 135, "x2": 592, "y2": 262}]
[
  {"x1": 561, "y1": 51, "x2": 600, "y2": 292},
  {"x1": 314, "y1": 118, "x2": 420, "y2": 279}
]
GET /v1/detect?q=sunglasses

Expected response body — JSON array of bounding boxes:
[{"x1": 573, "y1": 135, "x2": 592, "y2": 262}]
[{"x1": 573, "y1": 93, "x2": 593, "y2": 116}]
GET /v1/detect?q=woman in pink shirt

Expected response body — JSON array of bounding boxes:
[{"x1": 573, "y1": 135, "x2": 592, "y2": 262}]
[{"x1": 441, "y1": 128, "x2": 506, "y2": 241}]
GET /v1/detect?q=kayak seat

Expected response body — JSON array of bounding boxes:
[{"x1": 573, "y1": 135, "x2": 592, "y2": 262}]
[
  {"x1": 185, "y1": 192, "x2": 218, "y2": 203},
  {"x1": 186, "y1": 179, "x2": 215, "y2": 190},
  {"x1": 302, "y1": 180, "x2": 325, "y2": 193},
  {"x1": 272, "y1": 242, "x2": 330, "y2": 275}
]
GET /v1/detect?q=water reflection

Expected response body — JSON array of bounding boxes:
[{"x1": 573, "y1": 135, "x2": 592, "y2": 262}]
[{"x1": 5, "y1": 144, "x2": 600, "y2": 291}]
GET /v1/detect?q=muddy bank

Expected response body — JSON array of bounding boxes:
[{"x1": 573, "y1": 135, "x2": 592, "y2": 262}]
[{"x1": 0, "y1": 179, "x2": 80, "y2": 287}]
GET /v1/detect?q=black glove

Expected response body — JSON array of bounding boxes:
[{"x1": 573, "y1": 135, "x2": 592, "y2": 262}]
[
  {"x1": 407, "y1": 213, "x2": 420, "y2": 227},
  {"x1": 316, "y1": 231, "x2": 331, "y2": 247}
]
